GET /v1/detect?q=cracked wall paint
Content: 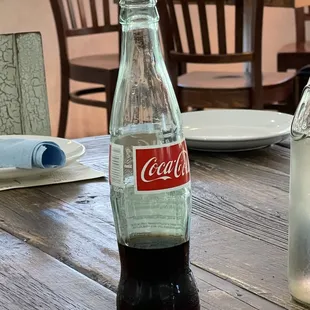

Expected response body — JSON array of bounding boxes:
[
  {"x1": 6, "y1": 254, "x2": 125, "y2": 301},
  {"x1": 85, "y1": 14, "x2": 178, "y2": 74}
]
[{"x1": 0, "y1": 32, "x2": 51, "y2": 136}]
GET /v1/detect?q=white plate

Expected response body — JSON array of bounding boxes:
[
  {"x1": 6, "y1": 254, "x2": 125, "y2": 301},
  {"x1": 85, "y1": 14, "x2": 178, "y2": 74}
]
[
  {"x1": 182, "y1": 110, "x2": 293, "y2": 152},
  {"x1": 0, "y1": 135, "x2": 85, "y2": 179}
]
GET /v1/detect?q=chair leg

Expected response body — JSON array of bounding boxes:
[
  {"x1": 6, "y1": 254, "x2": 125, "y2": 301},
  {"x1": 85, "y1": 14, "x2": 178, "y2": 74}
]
[
  {"x1": 106, "y1": 74, "x2": 118, "y2": 132},
  {"x1": 57, "y1": 76, "x2": 70, "y2": 138},
  {"x1": 178, "y1": 90, "x2": 188, "y2": 113},
  {"x1": 279, "y1": 98, "x2": 295, "y2": 114},
  {"x1": 277, "y1": 55, "x2": 288, "y2": 72},
  {"x1": 281, "y1": 80, "x2": 298, "y2": 115},
  {"x1": 290, "y1": 78, "x2": 299, "y2": 114}
]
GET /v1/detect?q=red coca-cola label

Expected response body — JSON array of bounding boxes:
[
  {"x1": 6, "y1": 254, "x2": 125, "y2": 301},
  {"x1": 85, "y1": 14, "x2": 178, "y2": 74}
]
[{"x1": 134, "y1": 140, "x2": 190, "y2": 192}]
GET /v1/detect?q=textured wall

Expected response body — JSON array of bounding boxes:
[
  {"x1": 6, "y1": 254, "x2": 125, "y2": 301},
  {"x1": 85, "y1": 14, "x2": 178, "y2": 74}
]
[{"x1": 0, "y1": 33, "x2": 50, "y2": 135}]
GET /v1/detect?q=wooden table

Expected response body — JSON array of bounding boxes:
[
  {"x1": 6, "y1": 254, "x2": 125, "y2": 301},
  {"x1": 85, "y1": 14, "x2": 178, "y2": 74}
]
[
  {"x1": 203, "y1": 0, "x2": 309, "y2": 6},
  {"x1": 0, "y1": 135, "x2": 306, "y2": 310},
  {"x1": 226, "y1": 0, "x2": 310, "y2": 7}
]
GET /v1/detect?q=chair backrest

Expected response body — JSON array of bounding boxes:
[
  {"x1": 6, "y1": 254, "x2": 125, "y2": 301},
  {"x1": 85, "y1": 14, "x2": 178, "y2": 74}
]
[
  {"x1": 295, "y1": 6, "x2": 310, "y2": 44},
  {"x1": 0, "y1": 32, "x2": 51, "y2": 136},
  {"x1": 50, "y1": 0, "x2": 119, "y2": 37},
  {"x1": 158, "y1": 0, "x2": 263, "y2": 65},
  {"x1": 49, "y1": 0, "x2": 120, "y2": 67},
  {"x1": 157, "y1": 0, "x2": 264, "y2": 109}
]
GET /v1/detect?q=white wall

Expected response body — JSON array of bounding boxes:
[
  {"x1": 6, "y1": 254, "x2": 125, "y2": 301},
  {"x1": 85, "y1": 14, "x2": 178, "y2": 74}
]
[{"x1": 0, "y1": 0, "x2": 302, "y2": 135}]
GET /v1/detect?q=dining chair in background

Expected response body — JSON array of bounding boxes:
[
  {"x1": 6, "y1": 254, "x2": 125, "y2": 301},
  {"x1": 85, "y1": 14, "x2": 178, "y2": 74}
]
[
  {"x1": 0, "y1": 32, "x2": 51, "y2": 135},
  {"x1": 49, "y1": 0, "x2": 120, "y2": 138},
  {"x1": 158, "y1": 0, "x2": 297, "y2": 114},
  {"x1": 277, "y1": 6, "x2": 310, "y2": 72}
]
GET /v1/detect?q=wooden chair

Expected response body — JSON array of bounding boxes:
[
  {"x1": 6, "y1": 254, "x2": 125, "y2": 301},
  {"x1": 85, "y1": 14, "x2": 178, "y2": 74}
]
[
  {"x1": 0, "y1": 32, "x2": 51, "y2": 136},
  {"x1": 158, "y1": 0, "x2": 296, "y2": 113},
  {"x1": 49, "y1": 0, "x2": 120, "y2": 138},
  {"x1": 278, "y1": 7, "x2": 310, "y2": 72}
]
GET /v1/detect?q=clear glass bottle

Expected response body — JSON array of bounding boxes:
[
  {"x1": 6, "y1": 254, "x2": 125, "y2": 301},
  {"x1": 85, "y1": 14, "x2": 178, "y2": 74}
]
[
  {"x1": 289, "y1": 78, "x2": 310, "y2": 306},
  {"x1": 109, "y1": 0, "x2": 200, "y2": 309}
]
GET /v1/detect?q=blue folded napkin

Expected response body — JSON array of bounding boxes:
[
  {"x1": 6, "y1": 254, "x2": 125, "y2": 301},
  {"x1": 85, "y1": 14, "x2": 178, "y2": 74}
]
[{"x1": 0, "y1": 139, "x2": 66, "y2": 169}]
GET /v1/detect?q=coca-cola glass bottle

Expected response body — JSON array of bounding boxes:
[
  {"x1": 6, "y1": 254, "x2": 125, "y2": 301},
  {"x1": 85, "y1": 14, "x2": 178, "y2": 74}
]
[{"x1": 109, "y1": 0, "x2": 200, "y2": 309}]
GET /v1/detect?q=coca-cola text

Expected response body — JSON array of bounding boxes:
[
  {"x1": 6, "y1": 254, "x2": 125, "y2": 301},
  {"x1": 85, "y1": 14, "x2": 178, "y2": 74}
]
[{"x1": 134, "y1": 140, "x2": 190, "y2": 192}]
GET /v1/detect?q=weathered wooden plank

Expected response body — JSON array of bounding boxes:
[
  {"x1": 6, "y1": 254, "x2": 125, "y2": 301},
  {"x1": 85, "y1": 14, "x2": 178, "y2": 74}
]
[
  {"x1": 190, "y1": 144, "x2": 290, "y2": 175},
  {"x1": 189, "y1": 148, "x2": 289, "y2": 249},
  {"x1": 0, "y1": 185, "x2": 293, "y2": 309},
  {"x1": 190, "y1": 215, "x2": 304, "y2": 310},
  {"x1": 0, "y1": 209, "x2": 285, "y2": 310},
  {"x1": 0, "y1": 32, "x2": 50, "y2": 136},
  {"x1": 0, "y1": 136, "x2": 300, "y2": 309},
  {"x1": 0, "y1": 182, "x2": 117, "y2": 290},
  {"x1": 192, "y1": 265, "x2": 285, "y2": 310},
  {"x1": 0, "y1": 229, "x2": 116, "y2": 310}
]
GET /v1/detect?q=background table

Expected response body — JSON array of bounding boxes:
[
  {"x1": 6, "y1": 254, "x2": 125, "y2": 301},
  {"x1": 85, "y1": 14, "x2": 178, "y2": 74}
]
[
  {"x1": 0, "y1": 135, "x2": 305, "y2": 310},
  {"x1": 206, "y1": 0, "x2": 310, "y2": 7}
]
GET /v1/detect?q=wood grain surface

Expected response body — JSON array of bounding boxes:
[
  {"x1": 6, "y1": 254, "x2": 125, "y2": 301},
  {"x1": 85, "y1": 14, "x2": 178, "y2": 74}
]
[
  {"x1": 0, "y1": 225, "x2": 284, "y2": 310},
  {"x1": 0, "y1": 136, "x2": 301, "y2": 309},
  {"x1": 0, "y1": 228, "x2": 116, "y2": 310}
]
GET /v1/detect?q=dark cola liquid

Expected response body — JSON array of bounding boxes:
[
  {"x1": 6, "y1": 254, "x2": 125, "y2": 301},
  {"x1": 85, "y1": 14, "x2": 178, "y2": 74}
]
[{"x1": 117, "y1": 236, "x2": 200, "y2": 310}]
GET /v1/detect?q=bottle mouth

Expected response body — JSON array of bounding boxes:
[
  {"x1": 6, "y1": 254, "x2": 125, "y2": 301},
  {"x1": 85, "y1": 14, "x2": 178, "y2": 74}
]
[
  {"x1": 119, "y1": 0, "x2": 157, "y2": 8},
  {"x1": 119, "y1": 1, "x2": 159, "y2": 25},
  {"x1": 291, "y1": 85, "x2": 310, "y2": 141}
]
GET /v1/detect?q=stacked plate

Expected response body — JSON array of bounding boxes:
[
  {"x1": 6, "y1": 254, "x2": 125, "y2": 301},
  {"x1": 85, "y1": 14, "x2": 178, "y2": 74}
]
[
  {"x1": 182, "y1": 110, "x2": 293, "y2": 152},
  {"x1": 0, "y1": 135, "x2": 85, "y2": 179}
]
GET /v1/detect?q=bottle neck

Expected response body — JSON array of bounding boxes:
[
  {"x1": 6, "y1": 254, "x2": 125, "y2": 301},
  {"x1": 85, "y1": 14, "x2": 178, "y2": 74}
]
[
  {"x1": 119, "y1": 2, "x2": 163, "y2": 64},
  {"x1": 111, "y1": 0, "x2": 179, "y2": 131}
]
